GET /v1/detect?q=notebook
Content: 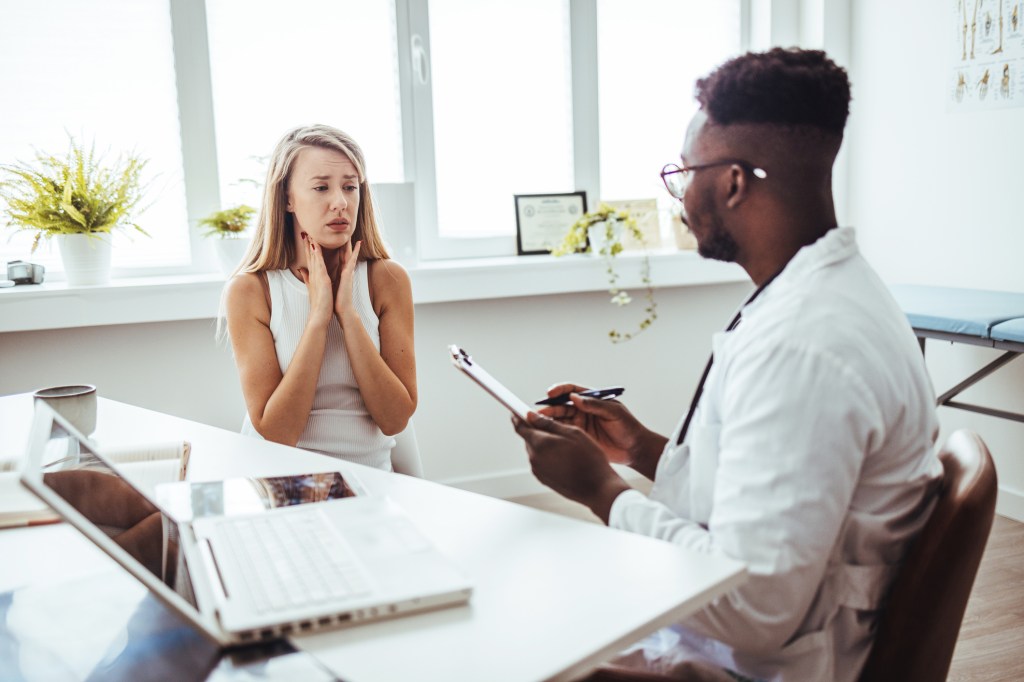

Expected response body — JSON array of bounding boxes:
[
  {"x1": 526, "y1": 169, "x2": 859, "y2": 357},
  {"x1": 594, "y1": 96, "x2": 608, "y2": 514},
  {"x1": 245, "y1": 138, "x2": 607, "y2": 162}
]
[{"x1": 19, "y1": 402, "x2": 473, "y2": 647}]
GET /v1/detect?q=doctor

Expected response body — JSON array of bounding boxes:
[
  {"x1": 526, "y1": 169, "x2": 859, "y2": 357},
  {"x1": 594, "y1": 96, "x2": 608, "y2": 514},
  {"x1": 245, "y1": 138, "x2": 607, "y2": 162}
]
[{"x1": 512, "y1": 48, "x2": 941, "y2": 681}]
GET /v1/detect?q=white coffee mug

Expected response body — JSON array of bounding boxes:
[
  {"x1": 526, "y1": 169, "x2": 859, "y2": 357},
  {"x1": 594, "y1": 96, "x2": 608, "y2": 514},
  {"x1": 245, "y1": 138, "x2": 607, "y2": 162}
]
[{"x1": 33, "y1": 384, "x2": 98, "y2": 435}]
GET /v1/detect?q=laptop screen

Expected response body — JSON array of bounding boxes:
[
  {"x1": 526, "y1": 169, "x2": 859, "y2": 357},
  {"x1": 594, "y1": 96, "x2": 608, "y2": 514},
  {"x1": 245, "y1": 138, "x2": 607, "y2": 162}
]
[
  {"x1": 33, "y1": 415, "x2": 200, "y2": 607},
  {"x1": 29, "y1": 408, "x2": 361, "y2": 615}
]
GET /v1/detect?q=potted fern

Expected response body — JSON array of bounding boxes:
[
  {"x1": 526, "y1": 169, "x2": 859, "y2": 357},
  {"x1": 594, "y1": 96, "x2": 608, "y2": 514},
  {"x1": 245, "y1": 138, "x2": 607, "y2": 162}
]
[
  {"x1": 199, "y1": 204, "x2": 255, "y2": 276},
  {"x1": 0, "y1": 138, "x2": 149, "y2": 285},
  {"x1": 551, "y1": 203, "x2": 658, "y2": 343}
]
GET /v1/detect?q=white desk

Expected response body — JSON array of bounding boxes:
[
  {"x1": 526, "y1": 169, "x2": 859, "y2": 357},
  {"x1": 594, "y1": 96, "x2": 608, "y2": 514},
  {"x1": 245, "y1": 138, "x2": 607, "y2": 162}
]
[{"x1": 0, "y1": 394, "x2": 746, "y2": 682}]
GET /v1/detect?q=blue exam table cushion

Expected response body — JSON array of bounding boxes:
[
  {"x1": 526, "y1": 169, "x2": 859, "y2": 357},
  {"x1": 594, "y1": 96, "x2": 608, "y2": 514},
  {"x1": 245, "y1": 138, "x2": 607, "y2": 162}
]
[
  {"x1": 889, "y1": 285, "x2": 1024, "y2": 338},
  {"x1": 991, "y1": 318, "x2": 1024, "y2": 344}
]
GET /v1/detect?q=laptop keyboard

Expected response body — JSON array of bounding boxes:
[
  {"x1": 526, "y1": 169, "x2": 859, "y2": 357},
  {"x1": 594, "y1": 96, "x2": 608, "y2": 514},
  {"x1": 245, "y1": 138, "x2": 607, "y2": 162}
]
[{"x1": 213, "y1": 510, "x2": 372, "y2": 613}]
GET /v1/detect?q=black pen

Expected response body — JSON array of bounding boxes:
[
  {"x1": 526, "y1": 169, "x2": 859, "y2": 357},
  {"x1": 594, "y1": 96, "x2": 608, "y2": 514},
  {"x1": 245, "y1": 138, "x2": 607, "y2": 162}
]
[{"x1": 535, "y1": 387, "x2": 625, "y2": 406}]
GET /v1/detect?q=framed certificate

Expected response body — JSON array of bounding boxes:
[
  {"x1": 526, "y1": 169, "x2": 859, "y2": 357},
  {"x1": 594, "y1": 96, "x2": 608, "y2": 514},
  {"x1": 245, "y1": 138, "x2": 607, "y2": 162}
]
[
  {"x1": 514, "y1": 192, "x2": 588, "y2": 255},
  {"x1": 604, "y1": 198, "x2": 664, "y2": 251}
]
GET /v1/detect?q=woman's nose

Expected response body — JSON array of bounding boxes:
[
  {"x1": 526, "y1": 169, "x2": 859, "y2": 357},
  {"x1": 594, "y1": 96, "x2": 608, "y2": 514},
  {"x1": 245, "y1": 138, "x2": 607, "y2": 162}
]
[{"x1": 330, "y1": 189, "x2": 347, "y2": 211}]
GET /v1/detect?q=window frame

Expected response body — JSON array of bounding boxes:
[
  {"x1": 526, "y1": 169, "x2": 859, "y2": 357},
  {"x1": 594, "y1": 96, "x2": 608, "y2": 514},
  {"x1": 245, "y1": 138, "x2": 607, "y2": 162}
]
[{"x1": 169, "y1": 0, "x2": 221, "y2": 276}]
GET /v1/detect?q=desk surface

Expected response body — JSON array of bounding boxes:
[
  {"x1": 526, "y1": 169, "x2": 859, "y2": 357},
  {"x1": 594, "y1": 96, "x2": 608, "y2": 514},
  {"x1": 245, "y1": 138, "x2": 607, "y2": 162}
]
[{"x1": 0, "y1": 394, "x2": 746, "y2": 682}]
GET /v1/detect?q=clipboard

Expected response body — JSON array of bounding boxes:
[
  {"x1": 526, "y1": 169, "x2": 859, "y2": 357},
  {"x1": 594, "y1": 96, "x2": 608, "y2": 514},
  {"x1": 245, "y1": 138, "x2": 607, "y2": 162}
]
[{"x1": 449, "y1": 345, "x2": 532, "y2": 419}]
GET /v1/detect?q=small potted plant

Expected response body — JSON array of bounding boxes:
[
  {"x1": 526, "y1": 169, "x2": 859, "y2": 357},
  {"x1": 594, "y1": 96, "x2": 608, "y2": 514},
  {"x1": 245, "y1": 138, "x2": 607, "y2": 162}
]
[
  {"x1": 0, "y1": 138, "x2": 149, "y2": 285},
  {"x1": 199, "y1": 204, "x2": 255, "y2": 276},
  {"x1": 551, "y1": 203, "x2": 658, "y2": 343}
]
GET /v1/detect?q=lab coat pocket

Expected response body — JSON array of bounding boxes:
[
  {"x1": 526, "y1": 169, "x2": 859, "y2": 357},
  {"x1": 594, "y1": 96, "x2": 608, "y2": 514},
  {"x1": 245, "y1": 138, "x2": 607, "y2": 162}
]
[{"x1": 688, "y1": 422, "x2": 722, "y2": 524}]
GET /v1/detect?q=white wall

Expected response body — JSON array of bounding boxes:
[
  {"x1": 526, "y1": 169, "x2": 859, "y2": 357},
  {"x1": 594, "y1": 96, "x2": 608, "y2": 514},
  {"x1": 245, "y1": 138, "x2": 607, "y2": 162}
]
[
  {"x1": 846, "y1": 0, "x2": 1024, "y2": 519},
  {"x1": 0, "y1": 282, "x2": 751, "y2": 497}
]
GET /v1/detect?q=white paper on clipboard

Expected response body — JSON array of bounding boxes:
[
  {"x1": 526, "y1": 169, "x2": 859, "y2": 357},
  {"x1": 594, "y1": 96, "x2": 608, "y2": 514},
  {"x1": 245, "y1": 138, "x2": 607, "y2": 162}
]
[{"x1": 448, "y1": 345, "x2": 532, "y2": 419}]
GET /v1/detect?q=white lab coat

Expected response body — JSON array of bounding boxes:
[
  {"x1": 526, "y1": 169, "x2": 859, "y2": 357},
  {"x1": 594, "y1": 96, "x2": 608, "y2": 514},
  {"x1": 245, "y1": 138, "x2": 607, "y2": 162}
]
[{"x1": 610, "y1": 227, "x2": 942, "y2": 681}]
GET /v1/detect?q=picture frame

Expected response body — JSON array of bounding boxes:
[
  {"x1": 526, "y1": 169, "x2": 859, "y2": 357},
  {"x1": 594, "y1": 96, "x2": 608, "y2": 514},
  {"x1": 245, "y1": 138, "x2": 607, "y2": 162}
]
[
  {"x1": 602, "y1": 198, "x2": 664, "y2": 251},
  {"x1": 514, "y1": 191, "x2": 588, "y2": 256}
]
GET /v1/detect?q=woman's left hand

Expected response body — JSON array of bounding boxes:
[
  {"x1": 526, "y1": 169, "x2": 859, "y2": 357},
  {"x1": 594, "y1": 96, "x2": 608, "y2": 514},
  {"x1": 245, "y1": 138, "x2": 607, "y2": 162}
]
[{"x1": 334, "y1": 239, "x2": 362, "y2": 319}]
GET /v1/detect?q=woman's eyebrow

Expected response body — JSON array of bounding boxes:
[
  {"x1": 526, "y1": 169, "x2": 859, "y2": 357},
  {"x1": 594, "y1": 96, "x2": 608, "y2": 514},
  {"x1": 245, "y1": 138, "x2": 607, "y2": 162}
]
[{"x1": 308, "y1": 173, "x2": 359, "y2": 181}]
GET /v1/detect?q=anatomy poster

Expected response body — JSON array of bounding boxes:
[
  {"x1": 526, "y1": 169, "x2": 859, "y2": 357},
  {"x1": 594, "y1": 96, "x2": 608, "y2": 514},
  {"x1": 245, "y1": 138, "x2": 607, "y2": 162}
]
[{"x1": 950, "y1": 0, "x2": 1024, "y2": 109}]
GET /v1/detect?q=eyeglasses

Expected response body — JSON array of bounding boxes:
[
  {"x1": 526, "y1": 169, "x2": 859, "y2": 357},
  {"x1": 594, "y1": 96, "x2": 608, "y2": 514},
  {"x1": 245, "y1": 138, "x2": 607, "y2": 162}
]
[{"x1": 660, "y1": 160, "x2": 767, "y2": 200}]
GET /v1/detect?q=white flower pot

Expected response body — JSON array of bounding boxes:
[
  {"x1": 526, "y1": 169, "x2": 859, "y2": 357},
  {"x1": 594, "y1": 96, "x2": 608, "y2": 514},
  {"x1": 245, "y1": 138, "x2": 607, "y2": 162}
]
[
  {"x1": 58, "y1": 234, "x2": 112, "y2": 285},
  {"x1": 587, "y1": 221, "x2": 623, "y2": 256},
  {"x1": 214, "y1": 237, "x2": 252, "y2": 277}
]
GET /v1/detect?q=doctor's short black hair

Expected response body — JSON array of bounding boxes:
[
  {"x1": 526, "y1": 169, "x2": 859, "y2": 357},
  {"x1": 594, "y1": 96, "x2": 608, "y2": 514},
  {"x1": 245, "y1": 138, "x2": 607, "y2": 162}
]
[{"x1": 695, "y1": 48, "x2": 851, "y2": 136}]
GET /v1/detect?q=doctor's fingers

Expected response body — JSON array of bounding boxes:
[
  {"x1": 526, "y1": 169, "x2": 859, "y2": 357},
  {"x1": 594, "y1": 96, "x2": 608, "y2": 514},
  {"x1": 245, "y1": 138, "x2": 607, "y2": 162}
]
[
  {"x1": 537, "y1": 403, "x2": 580, "y2": 421},
  {"x1": 520, "y1": 428, "x2": 582, "y2": 466},
  {"x1": 544, "y1": 382, "x2": 590, "y2": 398},
  {"x1": 570, "y1": 393, "x2": 627, "y2": 419},
  {"x1": 515, "y1": 414, "x2": 591, "y2": 452},
  {"x1": 524, "y1": 411, "x2": 586, "y2": 437}
]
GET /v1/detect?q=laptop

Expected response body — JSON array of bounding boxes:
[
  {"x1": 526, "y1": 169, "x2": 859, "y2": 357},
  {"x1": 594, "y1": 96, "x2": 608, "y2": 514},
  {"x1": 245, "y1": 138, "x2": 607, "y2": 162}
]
[{"x1": 19, "y1": 402, "x2": 473, "y2": 647}]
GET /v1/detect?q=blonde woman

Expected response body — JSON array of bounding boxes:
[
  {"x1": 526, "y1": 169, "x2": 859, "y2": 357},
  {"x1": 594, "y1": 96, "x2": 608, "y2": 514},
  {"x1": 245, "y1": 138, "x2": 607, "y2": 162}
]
[{"x1": 224, "y1": 125, "x2": 416, "y2": 471}]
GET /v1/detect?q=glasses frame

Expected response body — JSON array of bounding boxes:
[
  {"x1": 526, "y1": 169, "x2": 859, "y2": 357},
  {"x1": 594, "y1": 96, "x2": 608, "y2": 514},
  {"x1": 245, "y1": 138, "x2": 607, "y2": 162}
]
[{"x1": 660, "y1": 160, "x2": 767, "y2": 200}]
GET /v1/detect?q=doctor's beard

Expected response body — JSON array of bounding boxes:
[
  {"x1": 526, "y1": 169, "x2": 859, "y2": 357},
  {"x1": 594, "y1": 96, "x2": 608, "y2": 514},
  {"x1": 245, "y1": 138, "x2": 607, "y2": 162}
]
[{"x1": 691, "y1": 200, "x2": 739, "y2": 263}]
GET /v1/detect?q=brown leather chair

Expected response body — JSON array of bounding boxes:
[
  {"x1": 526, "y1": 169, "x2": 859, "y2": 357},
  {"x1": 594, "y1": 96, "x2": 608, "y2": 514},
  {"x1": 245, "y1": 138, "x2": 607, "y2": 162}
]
[
  {"x1": 857, "y1": 429, "x2": 997, "y2": 682},
  {"x1": 581, "y1": 430, "x2": 998, "y2": 682}
]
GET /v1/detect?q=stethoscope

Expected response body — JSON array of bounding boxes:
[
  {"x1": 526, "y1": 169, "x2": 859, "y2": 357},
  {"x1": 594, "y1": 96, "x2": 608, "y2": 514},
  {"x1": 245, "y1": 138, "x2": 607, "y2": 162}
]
[{"x1": 675, "y1": 268, "x2": 784, "y2": 445}]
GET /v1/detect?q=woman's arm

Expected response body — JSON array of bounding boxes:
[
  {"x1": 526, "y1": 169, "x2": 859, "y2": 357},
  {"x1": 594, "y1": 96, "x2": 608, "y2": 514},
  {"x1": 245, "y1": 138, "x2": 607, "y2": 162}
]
[
  {"x1": 335, "y1": 254, "x2": 417, "y2": 436},
  {"x1": 224, "y1": 268, "x2": 332, "y2": 446}
]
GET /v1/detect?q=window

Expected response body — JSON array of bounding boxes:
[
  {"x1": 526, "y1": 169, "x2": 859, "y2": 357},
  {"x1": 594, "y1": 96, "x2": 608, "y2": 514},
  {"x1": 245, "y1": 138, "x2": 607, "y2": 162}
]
[
  {"x1": 409, "y1": 0, "x2": 744, "y2": 259},
  {"x1": 205, "y1": 0, "x2": 404, "y2": 210},
  {"x1": 1, "y1": 0, "x2": 746, "y2": 276},
  {"x1": 597, "y1": 0, "x2": 742, "y2": 210},
  {"x1": 0, "y1": 0, "x2": 189, "y2": 275},
  {"x1": 428, "y1": 0, "x2": 574, "y2": 241}
]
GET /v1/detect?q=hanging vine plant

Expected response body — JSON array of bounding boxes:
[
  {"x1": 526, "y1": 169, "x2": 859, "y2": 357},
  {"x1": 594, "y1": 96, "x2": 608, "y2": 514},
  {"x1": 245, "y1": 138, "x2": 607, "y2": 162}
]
[{"x1": 551, "y1": 203, "x2": 658, "y2": 343}]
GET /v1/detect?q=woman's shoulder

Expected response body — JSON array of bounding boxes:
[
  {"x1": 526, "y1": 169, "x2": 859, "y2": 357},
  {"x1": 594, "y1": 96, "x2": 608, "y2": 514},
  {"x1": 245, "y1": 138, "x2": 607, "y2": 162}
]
[
  {"x1": 366, "y1": 259, "x2": 412, "y2": 311},
  {"x1": 225, "y1": 271, "x2": 272, "y2": 316},
  {"x1": 367, "y1": 258, "x2": 411, "y2": 291},
  {"x1": 225, "y1": 271, "x2": 263, "y2": 297}
]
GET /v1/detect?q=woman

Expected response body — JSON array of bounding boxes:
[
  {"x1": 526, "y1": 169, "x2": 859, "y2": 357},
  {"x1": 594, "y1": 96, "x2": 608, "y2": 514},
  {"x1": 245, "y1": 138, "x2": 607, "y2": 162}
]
[{"x1": 224, "y1": 124, "x2": 416, "y2": 471}]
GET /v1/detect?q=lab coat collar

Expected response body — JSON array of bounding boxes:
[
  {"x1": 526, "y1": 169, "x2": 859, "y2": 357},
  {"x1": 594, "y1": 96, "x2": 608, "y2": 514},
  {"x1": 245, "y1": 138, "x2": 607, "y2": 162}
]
[{"x1": 741, "y1": 226, "x2": 858, "y2": 319}]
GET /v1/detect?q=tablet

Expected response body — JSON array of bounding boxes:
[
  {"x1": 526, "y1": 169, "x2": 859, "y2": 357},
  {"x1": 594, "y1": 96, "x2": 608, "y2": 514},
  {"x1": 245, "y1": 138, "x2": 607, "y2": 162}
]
[
  {"x1": 155, "y1": 471, "x2": 368, "y2": 523},
  {"x1": 449, "y1": 345, "x2": 532, "y2": 419}
]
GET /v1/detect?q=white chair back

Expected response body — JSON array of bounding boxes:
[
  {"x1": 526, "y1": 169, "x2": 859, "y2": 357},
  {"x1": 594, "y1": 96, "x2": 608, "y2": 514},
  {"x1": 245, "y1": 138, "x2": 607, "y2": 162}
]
[{"x1": 390, "y1": 420, "x2": 424, "y2": 477}]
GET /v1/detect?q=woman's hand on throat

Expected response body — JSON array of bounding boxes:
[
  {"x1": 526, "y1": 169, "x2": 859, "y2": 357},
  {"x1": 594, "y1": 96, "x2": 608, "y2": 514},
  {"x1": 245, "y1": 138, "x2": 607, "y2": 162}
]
[
  {"x1": 297, "y1": 232, "x2": 335, "y2": 328},
  {"x1": 334, "y1": 240, "x2": 362, "y2": 324}
]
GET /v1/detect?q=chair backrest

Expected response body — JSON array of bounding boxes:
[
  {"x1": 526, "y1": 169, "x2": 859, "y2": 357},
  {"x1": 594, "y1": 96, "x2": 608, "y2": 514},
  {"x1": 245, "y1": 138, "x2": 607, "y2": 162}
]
[
  {"x1": 858, "y1": 429, "x2": 998, "y2": 682},
  {"x1": 390, "y1": 419, "x2": 424, "y2": 477}
]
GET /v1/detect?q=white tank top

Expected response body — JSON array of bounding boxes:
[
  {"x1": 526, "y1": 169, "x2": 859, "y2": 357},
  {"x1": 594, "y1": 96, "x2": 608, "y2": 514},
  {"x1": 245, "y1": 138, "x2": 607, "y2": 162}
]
[{"x1": 240, "y1": 261, "x2": 395, "y2": 469}]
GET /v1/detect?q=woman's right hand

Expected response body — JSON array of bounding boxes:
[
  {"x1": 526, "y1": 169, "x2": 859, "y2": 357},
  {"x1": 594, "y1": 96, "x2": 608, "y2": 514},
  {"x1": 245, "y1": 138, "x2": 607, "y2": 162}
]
[
  {"x1": 297, "y1": 233, "x2": 334, "y2": 327},
  {"x1": 538, "y1": 383, "x2": 650, "y2": 466}
]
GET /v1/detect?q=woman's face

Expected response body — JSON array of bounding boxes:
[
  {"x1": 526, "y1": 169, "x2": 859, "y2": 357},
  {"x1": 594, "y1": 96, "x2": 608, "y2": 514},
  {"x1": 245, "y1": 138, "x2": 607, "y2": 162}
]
[{"x1": 286, "y1": 146, "x2": 360, "y2": 251}]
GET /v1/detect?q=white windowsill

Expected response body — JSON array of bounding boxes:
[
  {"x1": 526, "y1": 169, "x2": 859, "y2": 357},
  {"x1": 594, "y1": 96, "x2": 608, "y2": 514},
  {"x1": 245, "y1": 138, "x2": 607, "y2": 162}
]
[{"x1": 0, "y1": 249, "x2": 746, "y2": 333}]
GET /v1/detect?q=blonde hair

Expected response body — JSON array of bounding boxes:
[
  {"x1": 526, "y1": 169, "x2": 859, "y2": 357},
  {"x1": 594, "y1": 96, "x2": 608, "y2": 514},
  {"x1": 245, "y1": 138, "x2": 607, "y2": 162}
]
[{"x1": 234, "y1": 124, "x2": 390, "y2": 276}]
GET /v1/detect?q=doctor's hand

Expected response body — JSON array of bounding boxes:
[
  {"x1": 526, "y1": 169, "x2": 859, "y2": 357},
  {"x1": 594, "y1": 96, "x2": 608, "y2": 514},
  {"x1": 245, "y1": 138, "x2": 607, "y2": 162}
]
[
  {"x1": 512, "y1": 412, "x2": 631, "y2": 524},
  {"x1": 538, "y1": 383, "x2": 661, "y2": 469}
]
